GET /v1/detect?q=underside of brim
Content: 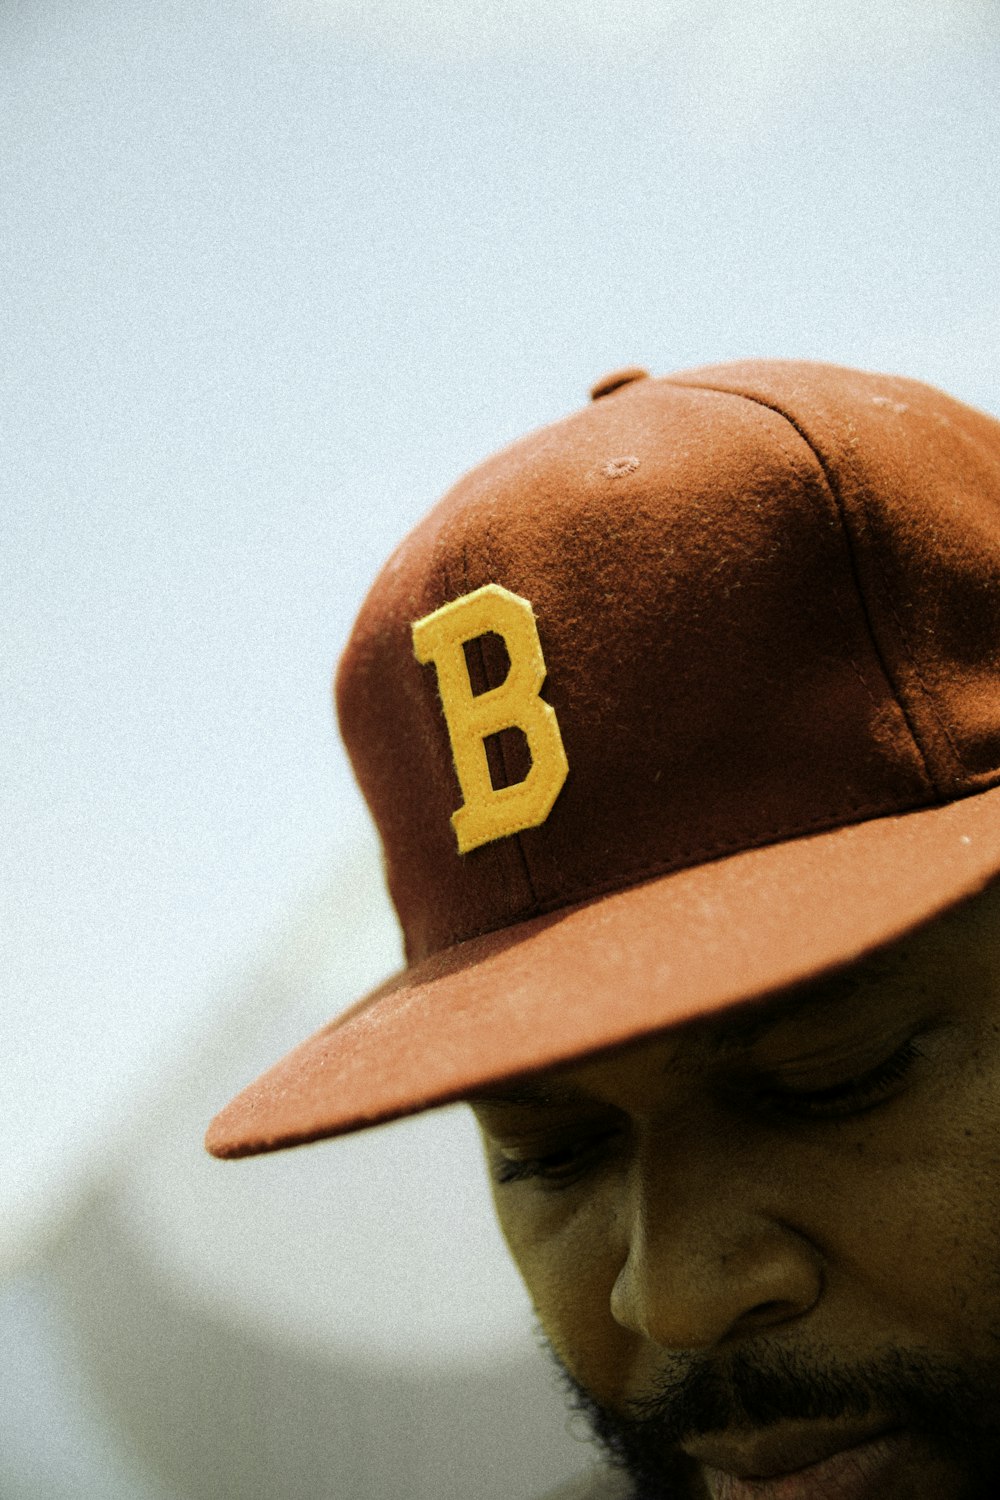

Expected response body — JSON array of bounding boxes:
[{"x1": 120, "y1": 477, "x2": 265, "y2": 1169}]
[{"x1": 206, "y1": 783, "x2": 1000, "y2": 1159}]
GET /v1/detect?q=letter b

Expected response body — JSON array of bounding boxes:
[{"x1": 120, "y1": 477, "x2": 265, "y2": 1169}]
[{"x1": 412, "y1": 584, "x2": 569, "y2": 854}]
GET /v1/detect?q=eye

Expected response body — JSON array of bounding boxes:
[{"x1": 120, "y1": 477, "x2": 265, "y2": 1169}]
[
  {"x1": 755, "y1": 1036, "x2": 923, "y2": 1121},
  {"x1": 491, "y1": 1128, "x2": 620, "y2": 1191}
]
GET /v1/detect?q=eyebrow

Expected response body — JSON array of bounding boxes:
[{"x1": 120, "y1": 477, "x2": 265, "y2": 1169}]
[{"x1": 468, "y1": 955, "x2": 903, "y2": 1110}]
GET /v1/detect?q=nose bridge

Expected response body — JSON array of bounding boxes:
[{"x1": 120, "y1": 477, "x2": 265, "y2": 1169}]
[{"x1": 610, "y1": 1124, "x2": 823, "y2": 1352}]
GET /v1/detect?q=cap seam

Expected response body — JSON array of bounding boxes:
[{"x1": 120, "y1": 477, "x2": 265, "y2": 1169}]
[
  {"x1": 671, "y1": 380, "x2": 945, "y2": 798},
  {"x1": 740, "y1": 420, "x2": 890, "y2": 727},
  {"x1": 853, "y1": 503, "x2": 969, "y2": 780}
]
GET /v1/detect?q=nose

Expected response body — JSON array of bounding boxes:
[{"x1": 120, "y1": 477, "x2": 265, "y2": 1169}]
[{"x1": 609, "y1": 1138, "x2": 823, "y2": 1351}]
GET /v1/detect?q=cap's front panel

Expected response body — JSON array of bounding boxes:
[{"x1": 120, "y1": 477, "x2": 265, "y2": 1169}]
[{"x1": 338, "y1": 379, "x2": 937, "y2": 962}]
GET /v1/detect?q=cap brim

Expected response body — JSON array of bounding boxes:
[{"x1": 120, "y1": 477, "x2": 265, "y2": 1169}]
[{"x1": 206, "y1": 785, "x2": 1000, "y2": 1159}]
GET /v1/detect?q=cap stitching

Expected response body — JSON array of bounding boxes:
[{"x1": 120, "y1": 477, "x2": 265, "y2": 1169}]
[{"x1": 671, "y1": 381, "x2": 943, "y2": 798}]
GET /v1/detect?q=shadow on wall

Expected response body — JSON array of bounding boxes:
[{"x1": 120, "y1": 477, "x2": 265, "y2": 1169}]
[
  {"x1": 1, "y1": 842, "x2": 601, "y2": 1498},
  {"x1": 46, "y1": 1180, "x2": 595, "y2": 1500}
]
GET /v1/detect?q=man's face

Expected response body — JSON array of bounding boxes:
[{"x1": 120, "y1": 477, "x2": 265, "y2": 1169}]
[{"x1": 469, "y1": 885, "x2": 1000, "y2": 1500}]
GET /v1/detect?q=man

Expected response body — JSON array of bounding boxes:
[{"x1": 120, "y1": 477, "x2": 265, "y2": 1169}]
[{"x1": 207, "y1": 361, "x2": 1000, "y2": 1498}]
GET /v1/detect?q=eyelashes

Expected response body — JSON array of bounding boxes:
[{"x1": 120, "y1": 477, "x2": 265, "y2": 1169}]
[
  {"x1": 753, "y1": 1036, "x2": 923, "y2": 1120},
  {"x1": 492, "y1": 1128, "x2": 621, "y2": 1190},
  {"x1": 490, "y1": 1037, "x2": 926, "y2": 1191}
]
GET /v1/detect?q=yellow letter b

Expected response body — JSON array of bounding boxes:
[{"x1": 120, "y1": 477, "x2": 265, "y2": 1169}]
[{"x1": 411, "y1": 584, "x2": 569, "y2": 854}]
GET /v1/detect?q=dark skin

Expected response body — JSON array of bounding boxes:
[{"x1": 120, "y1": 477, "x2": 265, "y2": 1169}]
[{"x1": 469, "y1": 883, "x2": 1000, "y2": 1499}]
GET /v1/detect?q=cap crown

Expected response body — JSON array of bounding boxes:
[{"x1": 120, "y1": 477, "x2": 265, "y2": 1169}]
[{"x1": 336, "y1": 361, "x2": 1000, "y2": 964}]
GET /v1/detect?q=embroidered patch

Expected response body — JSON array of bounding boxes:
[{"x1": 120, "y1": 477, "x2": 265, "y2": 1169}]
[{"x1": 412, "y1": 584, "x2": 569, "y2": 854}]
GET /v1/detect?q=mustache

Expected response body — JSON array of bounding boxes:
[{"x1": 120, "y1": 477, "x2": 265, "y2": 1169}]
[
  {"x1": 539, "y1": 1330, "x2": 1000, "y2": 1481},
  {"x1": 621, "y1": 1344, "x2": 989, "y2": 1443}
]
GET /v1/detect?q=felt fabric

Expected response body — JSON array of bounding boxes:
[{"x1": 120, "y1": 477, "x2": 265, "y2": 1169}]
[
  {"x1": 207, "y1": 360, "x2": 1000, "y2": 1159},
  {"x1": 207, "y1": 785, "x2": 1000, "y2": 1154}
]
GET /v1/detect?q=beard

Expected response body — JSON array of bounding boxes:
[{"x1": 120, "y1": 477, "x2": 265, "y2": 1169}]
[{"x1": 539, "y1": 1331, "x2": 1000, "y2": 1500}]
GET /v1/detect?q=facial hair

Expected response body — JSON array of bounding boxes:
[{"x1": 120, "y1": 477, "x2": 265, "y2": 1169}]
[{"x1": 539, "y1": 1331, "x2": 1000, "y2": 1500}]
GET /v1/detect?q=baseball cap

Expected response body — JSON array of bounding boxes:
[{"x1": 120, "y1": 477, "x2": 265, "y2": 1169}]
[{"x1": 206, "y1": 359, "x2": 1000, "y2": 1159}]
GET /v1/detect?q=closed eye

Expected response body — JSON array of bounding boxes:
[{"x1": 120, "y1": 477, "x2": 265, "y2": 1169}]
[
  {"x1": 753, "y1": 1036, "x2": 924, "y2": 1121},
  {"x1": 491, "y1": 1127, "x2": 622, "y2": 1190}
]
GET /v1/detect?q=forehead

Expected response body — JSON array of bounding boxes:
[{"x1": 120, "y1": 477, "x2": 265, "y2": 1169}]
[{"x1": 469, "y1": 886, "x2": 1000, "y2": 1110}]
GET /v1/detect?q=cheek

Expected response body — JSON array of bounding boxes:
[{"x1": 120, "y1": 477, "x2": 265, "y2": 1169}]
[
  {"x1": 491, "y1": 1182, "x2": 637, "y2": 1390},
  {"x1": 810, "y1": 1086, "x2": 1000, "y2": 1347}
]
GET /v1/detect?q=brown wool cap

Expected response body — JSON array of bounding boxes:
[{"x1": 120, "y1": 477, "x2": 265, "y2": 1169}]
[{"x1": 207, "y1": 359, "x2": 1000, "y2": 1159}]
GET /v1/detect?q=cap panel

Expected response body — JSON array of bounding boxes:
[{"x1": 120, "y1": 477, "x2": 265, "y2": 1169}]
[
  {"x1": 338, "y1": 377, "x2": 934, "y2": 962},
  {"x1": 672, "y1": 362, "x2": 1000, "y2": 795}
]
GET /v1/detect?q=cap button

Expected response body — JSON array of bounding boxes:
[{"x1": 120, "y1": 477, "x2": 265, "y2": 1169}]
[{"x1": 590, "y1": 367, "x2": 650, "y2": 401}]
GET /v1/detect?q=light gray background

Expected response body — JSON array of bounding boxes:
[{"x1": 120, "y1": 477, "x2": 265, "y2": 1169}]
[{"x1": 3, "y1": 1, "x2": 999, "y2": 1494}]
